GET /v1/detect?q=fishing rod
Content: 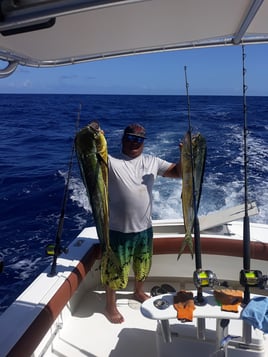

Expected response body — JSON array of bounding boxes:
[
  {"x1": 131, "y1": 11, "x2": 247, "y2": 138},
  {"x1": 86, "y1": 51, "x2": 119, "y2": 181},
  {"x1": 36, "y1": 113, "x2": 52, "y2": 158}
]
[
  {"x1": 184, "y1": 66, "x2": 204, "y2": 304},
  {"x1": 238, "y1": 47, "x2": 267, "y2": 297},
  {"x1": 48, "y1": 104, "x2": 81, "y2": 276},
  {"x1": 241, "y1": 46, "x2": 251, "y2": 304},
  {"x1": 239, "y1": 47, "x2": 268, "y2": 346},
  {"x1": 237, "y1": 43, "x2": 254, "y2": 347}
]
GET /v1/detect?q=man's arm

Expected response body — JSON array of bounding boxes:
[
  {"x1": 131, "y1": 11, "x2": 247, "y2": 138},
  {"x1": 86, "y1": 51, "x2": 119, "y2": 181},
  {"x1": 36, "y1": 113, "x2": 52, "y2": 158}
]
[
  {"x1": 163, "y1": 161, "x2": 182, "y2": 178},
  {"x1": 163, "y1": 143, "x2": 183, "y2": 178}
]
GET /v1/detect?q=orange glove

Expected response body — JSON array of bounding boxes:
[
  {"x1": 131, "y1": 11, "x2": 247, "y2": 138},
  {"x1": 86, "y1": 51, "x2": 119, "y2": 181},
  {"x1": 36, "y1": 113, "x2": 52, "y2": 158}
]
[
  {"x1": 173, "y1": 291, "x2": 195, "y2": 322},
  {"x1": 214, "y1": 289, "x2": 243, "y2": 313}
]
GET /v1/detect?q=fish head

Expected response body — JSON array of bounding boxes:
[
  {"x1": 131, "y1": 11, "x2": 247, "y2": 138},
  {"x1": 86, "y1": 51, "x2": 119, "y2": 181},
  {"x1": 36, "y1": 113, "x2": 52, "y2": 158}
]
[{"x1": 75, "y1": 121, "x2": 107, "y2": 155}]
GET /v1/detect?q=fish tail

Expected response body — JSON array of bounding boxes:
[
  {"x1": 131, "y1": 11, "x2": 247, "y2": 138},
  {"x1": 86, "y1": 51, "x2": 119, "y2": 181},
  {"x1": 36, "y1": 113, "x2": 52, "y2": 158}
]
[{"x1": 177, "y1": 232, "x2": 194, "y2": 260}]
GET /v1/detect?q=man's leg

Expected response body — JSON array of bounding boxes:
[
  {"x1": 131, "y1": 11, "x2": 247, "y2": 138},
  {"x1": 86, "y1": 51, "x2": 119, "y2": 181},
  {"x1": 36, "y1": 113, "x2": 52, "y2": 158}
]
[
  {"x1": 133, "y1": 228, "x2": 153, "y2": 302},
  {"x1": 102, "y1": 230, "x2": 132, "y2": 324},
  {"x1": 105, "y1": 285, "x2": 124, "y2": 324},
  {"x1": 134, "y1": 279, "x2": 150, "y2": 302}
]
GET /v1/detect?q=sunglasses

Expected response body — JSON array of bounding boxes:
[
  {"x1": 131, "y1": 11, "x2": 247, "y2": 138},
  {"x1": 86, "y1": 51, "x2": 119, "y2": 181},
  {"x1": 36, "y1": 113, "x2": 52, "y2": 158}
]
[{"x1": 124, "y1": 134, "x2": 144, "y2": 144}]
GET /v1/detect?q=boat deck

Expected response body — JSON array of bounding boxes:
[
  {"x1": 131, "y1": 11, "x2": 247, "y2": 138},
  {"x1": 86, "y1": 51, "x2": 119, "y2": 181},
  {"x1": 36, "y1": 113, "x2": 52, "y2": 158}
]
[
  {"x1": 44, "y1": 280, "x2": 160, "y2": 357},
  {"x1": 42, "y1": 278, "x2": 268, "y2": 357},
  {"x1": 38, "y1": 218, "x2": 268, "y2": 357}
]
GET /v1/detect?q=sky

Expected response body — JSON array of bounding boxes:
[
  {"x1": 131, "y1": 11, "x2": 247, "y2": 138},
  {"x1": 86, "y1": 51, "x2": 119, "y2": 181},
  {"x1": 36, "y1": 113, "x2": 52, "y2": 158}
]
[{"x1": 0, "y1": 43, "x2": 268, "y2": 96}]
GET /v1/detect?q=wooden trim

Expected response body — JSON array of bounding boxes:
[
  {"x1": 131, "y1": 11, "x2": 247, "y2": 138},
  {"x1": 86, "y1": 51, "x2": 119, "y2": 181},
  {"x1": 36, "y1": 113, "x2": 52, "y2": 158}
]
[{"x1": 153, "y1": 237, "x2": 268, "y2": 261}]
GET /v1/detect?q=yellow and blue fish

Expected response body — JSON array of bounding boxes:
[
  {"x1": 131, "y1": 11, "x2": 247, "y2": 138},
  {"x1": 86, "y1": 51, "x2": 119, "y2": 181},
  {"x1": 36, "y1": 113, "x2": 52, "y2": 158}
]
[
  {"x1": 178, "y1": 130, "x2": 206, "y2": 260},
  {"x1": 75, "y1": 122, "x2": 119, "y2": 273}
]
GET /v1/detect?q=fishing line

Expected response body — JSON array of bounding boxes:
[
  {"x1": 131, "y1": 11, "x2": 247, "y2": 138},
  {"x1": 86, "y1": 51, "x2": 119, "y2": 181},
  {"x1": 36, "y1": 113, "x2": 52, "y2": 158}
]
[
  {"x1": 184, "y1": 65, "x2": 192, "y2": 132},
  {"x1": 48, "y1": 103, "x2": 82, "y2": 276}
]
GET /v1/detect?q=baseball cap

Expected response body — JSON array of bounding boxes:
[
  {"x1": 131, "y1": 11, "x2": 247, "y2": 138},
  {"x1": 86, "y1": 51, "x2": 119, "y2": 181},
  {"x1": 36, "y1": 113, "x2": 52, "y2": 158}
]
[{"x1": 123, "y1": 123, "x2": 146, "y2": 138}]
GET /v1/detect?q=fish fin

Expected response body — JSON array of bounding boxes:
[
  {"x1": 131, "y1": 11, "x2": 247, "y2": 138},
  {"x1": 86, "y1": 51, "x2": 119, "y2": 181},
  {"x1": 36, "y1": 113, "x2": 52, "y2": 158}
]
[
  {"x1": 177, "y1": 239, "x2": 187, "y2": 261},
  {"x1": 177, "y1": 232, "x2": 194, "y2": 260}
]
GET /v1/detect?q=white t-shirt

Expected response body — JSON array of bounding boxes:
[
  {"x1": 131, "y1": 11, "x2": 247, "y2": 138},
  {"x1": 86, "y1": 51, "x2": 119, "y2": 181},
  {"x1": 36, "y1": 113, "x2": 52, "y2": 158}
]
[{"x1": 108, "y1": 153, "x2": 171, "y2": 233}]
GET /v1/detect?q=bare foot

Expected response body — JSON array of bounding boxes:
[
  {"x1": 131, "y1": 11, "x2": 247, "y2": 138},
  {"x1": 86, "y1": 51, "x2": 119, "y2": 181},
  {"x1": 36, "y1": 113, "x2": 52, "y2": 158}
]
[
  {"x1": 133, "y1": 291, "x2": 150, "y2": 303},
  {"x1": 104, "y1": 307, "x2": 124, "y2": 324}
]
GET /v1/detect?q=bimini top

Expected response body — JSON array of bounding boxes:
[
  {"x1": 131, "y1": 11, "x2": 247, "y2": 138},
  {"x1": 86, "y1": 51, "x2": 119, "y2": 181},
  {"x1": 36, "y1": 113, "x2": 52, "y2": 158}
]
[{"x1": 0, "y1": 0, "x2": 268, "y2": 76}]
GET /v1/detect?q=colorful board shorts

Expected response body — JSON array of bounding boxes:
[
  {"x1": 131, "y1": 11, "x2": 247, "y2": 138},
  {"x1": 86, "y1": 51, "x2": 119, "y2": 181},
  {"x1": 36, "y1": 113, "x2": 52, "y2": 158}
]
[{"x1": 101, "y1": 227, "x2": 153, "y2": 290}]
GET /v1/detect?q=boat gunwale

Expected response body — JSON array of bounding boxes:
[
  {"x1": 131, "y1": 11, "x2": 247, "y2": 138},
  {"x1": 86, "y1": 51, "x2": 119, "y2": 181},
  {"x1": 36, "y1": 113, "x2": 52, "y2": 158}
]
[
  {"x1": 4, "y1": 243, "x2": 101, "y2": 357},
  {"x1": 154, "y1": 236, "x2": 268, "y2": 261}
]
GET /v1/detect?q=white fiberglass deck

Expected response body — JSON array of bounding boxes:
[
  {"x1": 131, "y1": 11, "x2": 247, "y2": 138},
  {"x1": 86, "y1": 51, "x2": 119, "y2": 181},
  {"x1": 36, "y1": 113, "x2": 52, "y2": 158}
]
[
  {"x1": 43, "y1": 280, "x2": 159, "y2": 357},
  {"x1": 42, "y1": 278, "x2": 268, "y2": 357}
]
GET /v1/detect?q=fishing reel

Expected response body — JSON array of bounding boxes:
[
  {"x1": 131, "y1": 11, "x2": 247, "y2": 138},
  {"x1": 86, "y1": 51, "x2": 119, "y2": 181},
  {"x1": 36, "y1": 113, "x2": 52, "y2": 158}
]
[
  {"x1": 240, "y1": 270, "x2": 268, "y2": 289},
  {"x1": 46, "y1": 244, "x2": 69, "y2": 257},
  {"x1": 193, "y1": 269, "x2": 218, "y2": 288}
]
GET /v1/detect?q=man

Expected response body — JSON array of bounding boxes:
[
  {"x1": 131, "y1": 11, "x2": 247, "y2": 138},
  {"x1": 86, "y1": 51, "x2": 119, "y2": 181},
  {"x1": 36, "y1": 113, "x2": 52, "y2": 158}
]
[{"x1": 102, "y1": 123, "x2": 182, "y2": 323}]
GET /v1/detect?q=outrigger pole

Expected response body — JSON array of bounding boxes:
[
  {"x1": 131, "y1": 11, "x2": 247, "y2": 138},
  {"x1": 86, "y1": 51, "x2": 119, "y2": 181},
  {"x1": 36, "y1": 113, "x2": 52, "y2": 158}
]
[
  {"x1": 184, "y1": 66, "x2": 204, "y2": 304},
  {"x1": 48, "y1": 104, "x2": 81, "y2": 276}
]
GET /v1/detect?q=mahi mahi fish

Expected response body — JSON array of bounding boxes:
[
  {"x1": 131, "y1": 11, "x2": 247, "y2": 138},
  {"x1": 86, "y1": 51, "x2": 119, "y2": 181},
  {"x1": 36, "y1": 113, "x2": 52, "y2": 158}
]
[
  {"x1": 178, "y1": 130, "x2": 206, "y2": 260},
  {"x1": 75, "y1": 122, "x2": 119, "y2": 270}
]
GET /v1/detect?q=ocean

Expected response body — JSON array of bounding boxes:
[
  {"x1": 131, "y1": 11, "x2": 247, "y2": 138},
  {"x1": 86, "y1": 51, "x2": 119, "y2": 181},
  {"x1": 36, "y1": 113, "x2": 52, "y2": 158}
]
[{"x1": 0, "y1": 94, "x2": 268, "y2": 314}]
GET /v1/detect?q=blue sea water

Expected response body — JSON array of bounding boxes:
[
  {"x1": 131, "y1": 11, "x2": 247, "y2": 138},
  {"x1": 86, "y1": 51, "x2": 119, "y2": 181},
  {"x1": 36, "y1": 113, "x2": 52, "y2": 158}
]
[{"x1": 0, "y1": 93, "x2": 268, "y2": 314}]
